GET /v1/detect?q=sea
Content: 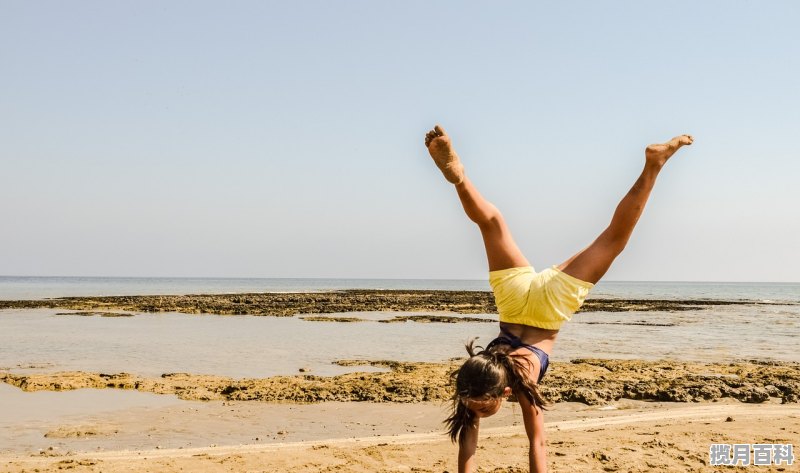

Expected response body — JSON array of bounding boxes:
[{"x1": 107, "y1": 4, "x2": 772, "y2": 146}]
[{"x1": 0, "y1": 277, "x2": 798, "y2": 379}]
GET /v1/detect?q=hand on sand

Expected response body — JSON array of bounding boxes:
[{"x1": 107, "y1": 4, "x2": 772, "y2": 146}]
[
  {"x1": 645, "y1": 135, "x2": 694, "y2": 166},
  {"x1": 424, "y1": 125, "x2": 465, "y2": 185}
]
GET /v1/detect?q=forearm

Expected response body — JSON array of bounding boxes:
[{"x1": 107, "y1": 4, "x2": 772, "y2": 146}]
[
  {"x1": 457, "y1": 421, "x2": 480, "y2": 473},
  {"x1": 518, "y1": 388, "x2": 548, "y2": 473},
  {"x1": 529, "y1": 441, "x2": 548, "y2": 473},
  {"x1": 458, "y1": 449, "x2": 477, "y2": 473}
]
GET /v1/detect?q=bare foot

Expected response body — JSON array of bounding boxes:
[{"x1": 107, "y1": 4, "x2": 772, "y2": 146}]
[
  {"x1": 424, "y1": 125, "x2": 465, "y2": 184},
  {"x1": 645, "y1": 135, "x2": 694, "y2": 166}
]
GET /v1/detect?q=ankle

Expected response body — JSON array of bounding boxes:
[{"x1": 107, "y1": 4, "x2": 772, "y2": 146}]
[{"x1": 643, "y1": 161, "x2": 663, "y2": 176}]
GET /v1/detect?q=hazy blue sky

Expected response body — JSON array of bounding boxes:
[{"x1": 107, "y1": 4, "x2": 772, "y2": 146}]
[{"x1": 2, "y1": 1, "x2": 798, "y2": 281}]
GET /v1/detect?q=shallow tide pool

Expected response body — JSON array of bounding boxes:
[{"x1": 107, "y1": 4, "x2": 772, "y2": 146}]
[{"x1": 1, "y1": 304, "x2": 798, "y2": 379}]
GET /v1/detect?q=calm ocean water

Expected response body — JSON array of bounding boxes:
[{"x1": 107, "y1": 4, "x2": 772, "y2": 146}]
[
  {"x1": 0, "y1": 276, "x2": 798, "y2": 301},
  {"x1": 0, "y1": 277, "x2": 798, "y2": 379}
]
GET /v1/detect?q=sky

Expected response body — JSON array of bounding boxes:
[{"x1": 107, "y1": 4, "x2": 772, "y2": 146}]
[{"x1": 1, "y1": 1, "x2": 798, "y2": 282}]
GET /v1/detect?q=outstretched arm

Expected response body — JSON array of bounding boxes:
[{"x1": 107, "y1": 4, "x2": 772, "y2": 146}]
[
  {"x1": 517, "y1": 389, "x2": 548, "y2": 473},
  {"x1": 458, "y1": 418, "x2": 480, "y2": 473}
]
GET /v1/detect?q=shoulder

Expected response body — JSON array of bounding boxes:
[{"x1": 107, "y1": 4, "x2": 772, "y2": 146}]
[{"x1": 508, "y1": 348, "x2": 540, "y2": 384}]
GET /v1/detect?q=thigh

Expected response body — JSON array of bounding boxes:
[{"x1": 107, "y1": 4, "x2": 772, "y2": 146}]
[
  {"x1": 479, "y1": 218, "x2": 530, "y2": 272},
  {"x1": 556, "y1": 232, "x2": 620, "y2": 285}
]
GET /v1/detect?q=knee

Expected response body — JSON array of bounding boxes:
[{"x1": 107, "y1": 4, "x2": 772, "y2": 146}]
[
  {"x1": 606, "y1": 238, "x2": 627, "y2": 257},
  {"x1": 598, "y1": 232, "x2": 627, "y2": 257},
  {"x1": 477, "y1": 214, "x2": 504, "y2": 231}
]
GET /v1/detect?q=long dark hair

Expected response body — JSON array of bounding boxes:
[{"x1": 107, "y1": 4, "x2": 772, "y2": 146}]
[{"x1": 444, "y1": 338, "x2": 550, "y2": 445}]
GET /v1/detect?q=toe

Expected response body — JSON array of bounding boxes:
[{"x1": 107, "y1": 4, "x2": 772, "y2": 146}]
[{"x1": 434, "y1": 124, "x2": 446, "y2": 137}]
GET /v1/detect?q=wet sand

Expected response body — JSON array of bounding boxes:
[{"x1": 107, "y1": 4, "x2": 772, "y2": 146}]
[
  {"x1": 0, "y1": 290, "x2": 781, "y2": 317},
  {"x1": 1, "y1": 400, "x2": 797, "y2": 472}
]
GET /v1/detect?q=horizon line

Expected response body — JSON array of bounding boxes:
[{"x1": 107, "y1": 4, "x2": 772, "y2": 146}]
[{"x1": 0, "y1": 275, "x2": 798, "y2": 285}]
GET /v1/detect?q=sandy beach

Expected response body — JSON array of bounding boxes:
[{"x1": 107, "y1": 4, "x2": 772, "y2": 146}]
[
  {"x1": 2, "y1": 357, "x2": 799, "y2": 472},
  {"x1": 1, "y1": 400, "x2": 798, "y2": 472},
  {"x1": 2, "y1": 291, "x2": 798, "y2": 472}
]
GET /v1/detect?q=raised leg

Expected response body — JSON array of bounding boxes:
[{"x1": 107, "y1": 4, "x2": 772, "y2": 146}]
[
  {"x1": 426, "y1": 125, "x2": 529, "y2": 272},
  {"x1": 456, "y1": 176, "x2": 530, "y2": 271},
  {"x1": 558, "y1": 135, "x2": 694, "y2": 284}
]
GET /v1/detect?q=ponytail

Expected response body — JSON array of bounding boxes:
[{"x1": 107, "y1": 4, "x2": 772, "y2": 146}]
[{"x1": 496, "y1": 344, "x2": 550, "y2": 409}]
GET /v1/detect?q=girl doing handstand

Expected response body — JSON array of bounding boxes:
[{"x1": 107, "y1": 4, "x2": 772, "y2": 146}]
[{"x1": 424, "y1": 125, "x2": 693, "y2": 473}]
